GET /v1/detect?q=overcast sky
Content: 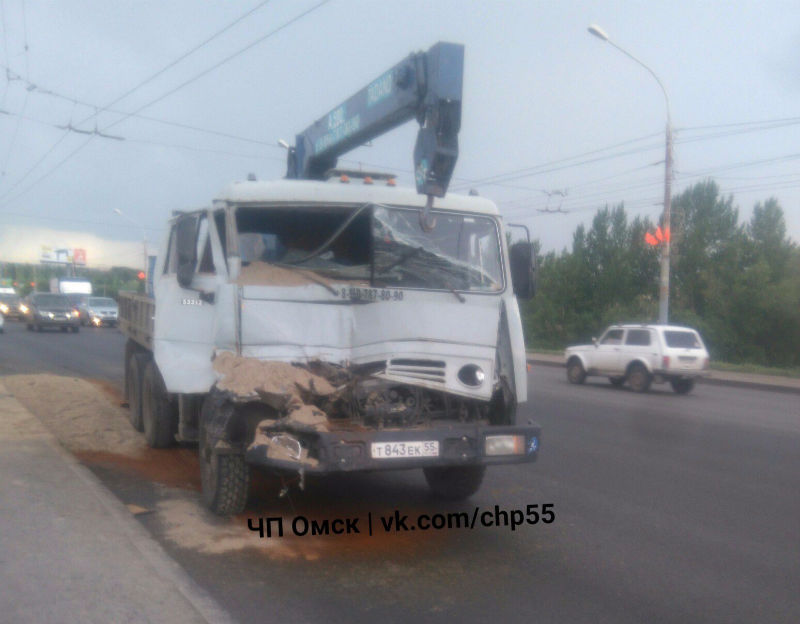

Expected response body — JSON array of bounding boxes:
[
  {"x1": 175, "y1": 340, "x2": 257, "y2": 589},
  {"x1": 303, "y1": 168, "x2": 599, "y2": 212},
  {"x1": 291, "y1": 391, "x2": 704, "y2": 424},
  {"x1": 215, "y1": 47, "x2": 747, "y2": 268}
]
[{"x1": 1, "y1": 0, "x2": 798, "y2": 268}]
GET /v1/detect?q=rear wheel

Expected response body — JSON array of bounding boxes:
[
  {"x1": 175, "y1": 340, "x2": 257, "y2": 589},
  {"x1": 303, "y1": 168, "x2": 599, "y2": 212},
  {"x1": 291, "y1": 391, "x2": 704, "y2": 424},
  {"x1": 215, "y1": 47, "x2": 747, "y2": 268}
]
[
  {"x1": 199, "y1": 396, "x2": 250, "y2": 516},
  {"x1": 424, "y1": 465, "x2": 486, "y2": 500},
  {"x1": 126, "y1": 352, "x2": 146, "y2": 431},
  {"x1": 142, "y1": 360, "x2": 177, "y2": 448},
  {"x1": 670, "y1": 378, "x2": 695, "y2": 395},
  {"x1": 567, "y1": 358, "x2": 586, "y2": 384},
  {"x1": 627, "y1": 363, "x2": 652, "y2": 393}
]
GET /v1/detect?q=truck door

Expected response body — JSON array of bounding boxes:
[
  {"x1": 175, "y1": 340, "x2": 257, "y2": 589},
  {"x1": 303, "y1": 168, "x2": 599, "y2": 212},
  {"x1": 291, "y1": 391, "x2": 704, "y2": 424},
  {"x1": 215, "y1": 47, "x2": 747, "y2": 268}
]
[{"x1": 154, "y1": 211, "x2": 222, "y2": 393}]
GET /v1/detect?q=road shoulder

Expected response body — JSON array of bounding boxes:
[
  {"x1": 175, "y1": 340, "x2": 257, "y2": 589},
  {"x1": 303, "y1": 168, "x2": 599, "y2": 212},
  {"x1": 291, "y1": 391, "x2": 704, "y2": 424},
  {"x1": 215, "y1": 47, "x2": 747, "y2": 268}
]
[{"x1": 0, "y1": 380, "x2": 235, "y2": 624}]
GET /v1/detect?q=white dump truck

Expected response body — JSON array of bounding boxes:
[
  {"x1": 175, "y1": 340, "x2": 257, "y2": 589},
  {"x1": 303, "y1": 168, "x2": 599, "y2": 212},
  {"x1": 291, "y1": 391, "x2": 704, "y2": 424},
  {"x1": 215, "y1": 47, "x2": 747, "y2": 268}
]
[{"x1": 119, "y1": 42, "x2": 541, "y2": 515}]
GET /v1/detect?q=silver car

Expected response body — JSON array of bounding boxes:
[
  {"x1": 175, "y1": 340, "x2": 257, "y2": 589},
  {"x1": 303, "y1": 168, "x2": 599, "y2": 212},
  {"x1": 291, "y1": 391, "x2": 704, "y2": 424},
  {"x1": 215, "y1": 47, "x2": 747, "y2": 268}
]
[{"x1": 83, "y1": 296, "x2": 119, "y2": 327}]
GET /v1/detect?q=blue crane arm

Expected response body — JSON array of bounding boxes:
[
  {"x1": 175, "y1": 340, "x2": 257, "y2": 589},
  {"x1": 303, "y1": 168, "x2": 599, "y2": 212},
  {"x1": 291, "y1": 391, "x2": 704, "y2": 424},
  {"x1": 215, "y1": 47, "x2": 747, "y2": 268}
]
[{"x1": 286, "y1": 42, "x2": 463, "y2": 199}]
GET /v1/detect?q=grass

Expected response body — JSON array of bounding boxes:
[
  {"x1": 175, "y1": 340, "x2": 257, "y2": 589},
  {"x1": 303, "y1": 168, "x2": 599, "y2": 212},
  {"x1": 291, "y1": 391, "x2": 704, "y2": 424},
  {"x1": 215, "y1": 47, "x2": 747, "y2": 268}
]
[{"x1": 709, "y1": 361, "x2": 800, "y2": 379}]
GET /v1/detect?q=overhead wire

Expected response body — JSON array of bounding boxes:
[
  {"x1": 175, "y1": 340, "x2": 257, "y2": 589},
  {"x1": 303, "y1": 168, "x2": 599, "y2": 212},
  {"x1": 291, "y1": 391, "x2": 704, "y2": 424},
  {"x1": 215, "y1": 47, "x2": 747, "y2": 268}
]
[
  {"x1": 75, "y1": 0, "x2": 272, "y2": 131},
  {"x1": 100, "y1": 0, "x2": 332, "y2": 134},
  {"x1": 0, "y1": 0, "x2": 332, "y2": 209},
  {"x1": 0, "y1": 67, "x2": 283, "y2": 147},
  {"x1": 1, "y1": 0, "x2": 32, "y2": 179}
]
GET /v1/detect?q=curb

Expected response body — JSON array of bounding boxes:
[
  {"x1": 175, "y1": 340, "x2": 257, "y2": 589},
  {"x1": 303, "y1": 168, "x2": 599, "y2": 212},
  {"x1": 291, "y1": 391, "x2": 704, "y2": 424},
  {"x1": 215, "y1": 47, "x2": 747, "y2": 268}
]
[
  {"x1": 0, "y1": 381, "x2": 237, "y2": 624},
  {"x1": 526, "y1": 356, "x2": 800, "y2": 395}
]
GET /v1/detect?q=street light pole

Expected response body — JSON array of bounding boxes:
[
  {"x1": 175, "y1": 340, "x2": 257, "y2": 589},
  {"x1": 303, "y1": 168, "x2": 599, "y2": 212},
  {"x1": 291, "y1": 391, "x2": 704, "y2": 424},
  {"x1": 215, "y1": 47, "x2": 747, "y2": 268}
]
[
  {"x1": 112, "y1": 208, "x2": 148, "y2": 275},
  {"x1": 588, "y1": 24, "x2": 673, "y2": 324}
]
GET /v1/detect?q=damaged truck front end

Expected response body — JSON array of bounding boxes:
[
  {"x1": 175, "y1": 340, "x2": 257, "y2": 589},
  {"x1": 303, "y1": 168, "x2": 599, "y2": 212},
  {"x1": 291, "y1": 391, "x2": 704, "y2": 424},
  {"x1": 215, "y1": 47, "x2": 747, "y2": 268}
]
[
  {"x1": 207, "y1": 352, "x2": 541, "y2": 475},
  {"x1": 152, "y1": 186, "x2": 539, "y2": 515}
]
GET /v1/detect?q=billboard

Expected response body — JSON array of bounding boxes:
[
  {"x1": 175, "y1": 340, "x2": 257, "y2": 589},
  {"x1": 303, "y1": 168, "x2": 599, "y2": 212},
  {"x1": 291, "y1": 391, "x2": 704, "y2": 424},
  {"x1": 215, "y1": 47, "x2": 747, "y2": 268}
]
[{"x1": 40, "y1": 245, "x2": 87, "y2": 265}]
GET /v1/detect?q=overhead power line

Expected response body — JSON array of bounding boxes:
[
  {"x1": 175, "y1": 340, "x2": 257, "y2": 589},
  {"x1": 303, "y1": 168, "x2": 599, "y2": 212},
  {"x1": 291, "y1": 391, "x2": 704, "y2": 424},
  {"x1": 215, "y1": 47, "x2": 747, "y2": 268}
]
[
  {"x1": 0, "y1": 68, "x2": 282, "y2": 147},
  {"x1": 73, "y1": 0, "x2": 272, "y2": 131},
  {"x1": 102, "y1": 0, "x2": 332, "y2": 134},
  {"x1": 0, "y1": 1, "x2": 331, "y2": 210}
]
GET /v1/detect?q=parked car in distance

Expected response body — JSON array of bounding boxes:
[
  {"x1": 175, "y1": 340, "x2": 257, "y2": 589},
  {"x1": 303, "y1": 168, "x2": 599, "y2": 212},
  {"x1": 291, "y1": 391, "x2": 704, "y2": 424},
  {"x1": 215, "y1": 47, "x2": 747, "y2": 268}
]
[
  {"x1": 565, "y1": 324, "x2": 710, "y2": 394},
  {"x1": 0, "y1": 292, "x2": 22, "y2": 319},
  {"x1": 23, "y1": 293, "x2": 80, "y2": 333},
  {"x1": 82, "y1": 296, "x2": 119, "y2": 327}
]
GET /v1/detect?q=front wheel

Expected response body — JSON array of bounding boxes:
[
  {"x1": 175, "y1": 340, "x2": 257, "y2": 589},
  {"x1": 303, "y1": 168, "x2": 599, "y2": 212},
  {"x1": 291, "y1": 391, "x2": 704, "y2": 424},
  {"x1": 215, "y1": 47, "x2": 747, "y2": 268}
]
[
  {"x1": 199, "y1": 396, "x2": 250, "y2": 516},
  {"x1": 670, "y1": 378, "x2": 695, "y2": 395},
  {"x1": 424, "y1": 465, "x2": 486, "y2": 500},
  {"x1": 627, "y1": 363, "x2": 652, "y2": 393},
  {"x1": 566, "y1": 359, "x2": 586, "y2": 384}
]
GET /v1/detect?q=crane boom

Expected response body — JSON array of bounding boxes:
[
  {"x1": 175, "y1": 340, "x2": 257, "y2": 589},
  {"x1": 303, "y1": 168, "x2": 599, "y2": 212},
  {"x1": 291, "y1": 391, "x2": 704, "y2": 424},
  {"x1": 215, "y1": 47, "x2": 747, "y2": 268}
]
[{"x1": 286, "y1": 42, "x2": 464, "y2": 201}]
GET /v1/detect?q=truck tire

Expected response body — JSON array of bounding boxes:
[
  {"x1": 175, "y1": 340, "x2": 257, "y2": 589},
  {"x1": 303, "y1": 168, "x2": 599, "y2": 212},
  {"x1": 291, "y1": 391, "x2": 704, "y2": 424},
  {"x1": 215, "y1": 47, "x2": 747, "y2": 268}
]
[
  {"x1": 670, "y1": 378, "x2": 695, "y2": 395},
  {"x1": 566, "y1": 358, "x2": 586, "y2": 384},
  {"x1": 424, "y1": 465, "x2": 486, "y2": 500},
  {"x1": 126, "y1": 352, "x2": 147, "y2": 431},
  {"x1": 142, "y1": 360, "x2": 178, "y2": 448},
  {"x1": 627, "y1": 363, "x2": 652, "y2": 393},
  {"x1": 199, "y1": 397, "x2": 250, "y2": 516}
]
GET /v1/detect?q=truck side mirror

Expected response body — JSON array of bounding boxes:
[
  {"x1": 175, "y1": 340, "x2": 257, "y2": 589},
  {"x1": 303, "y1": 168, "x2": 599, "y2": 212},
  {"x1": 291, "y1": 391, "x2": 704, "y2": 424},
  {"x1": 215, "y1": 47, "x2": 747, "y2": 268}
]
[
  {"x1": 509, "y1": 241, "x2": 536, "y2": 299},
  {"x1": 176, "y1": 215, "x2": 199, "y2": 289}
]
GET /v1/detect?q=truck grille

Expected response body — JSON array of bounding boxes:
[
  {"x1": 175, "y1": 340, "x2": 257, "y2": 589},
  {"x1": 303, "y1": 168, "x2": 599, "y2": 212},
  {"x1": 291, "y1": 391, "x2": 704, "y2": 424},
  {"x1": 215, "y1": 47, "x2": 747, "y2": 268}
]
[{"x1": 386, "y1": 359, "x2": 446, "y2": 384}]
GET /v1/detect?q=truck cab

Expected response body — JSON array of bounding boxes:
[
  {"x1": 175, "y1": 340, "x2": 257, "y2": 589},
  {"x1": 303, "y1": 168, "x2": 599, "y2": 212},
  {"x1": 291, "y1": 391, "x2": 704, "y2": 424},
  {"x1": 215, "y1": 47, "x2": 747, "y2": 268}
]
[
  {"x1": 121, "y1": 41, "x2": 541, "y2": 516},
  {"x1": 138, "y1": 176, "x2": 539, "y2": 514}
]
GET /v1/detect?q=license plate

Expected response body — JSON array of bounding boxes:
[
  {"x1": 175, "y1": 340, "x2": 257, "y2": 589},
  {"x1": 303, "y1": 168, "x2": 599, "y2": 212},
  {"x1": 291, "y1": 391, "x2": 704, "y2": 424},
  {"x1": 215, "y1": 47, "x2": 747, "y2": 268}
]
[{"x1": 371, "y1": 441, "x2": 439, "y2": 459}]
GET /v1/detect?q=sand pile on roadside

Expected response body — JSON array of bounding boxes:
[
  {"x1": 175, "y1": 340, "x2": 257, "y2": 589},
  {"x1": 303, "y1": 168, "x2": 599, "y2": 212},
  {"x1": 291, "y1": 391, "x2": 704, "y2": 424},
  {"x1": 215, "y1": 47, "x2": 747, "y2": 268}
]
[{"x1": 3, "y1": 374, "x2": 146, "y2": 456}]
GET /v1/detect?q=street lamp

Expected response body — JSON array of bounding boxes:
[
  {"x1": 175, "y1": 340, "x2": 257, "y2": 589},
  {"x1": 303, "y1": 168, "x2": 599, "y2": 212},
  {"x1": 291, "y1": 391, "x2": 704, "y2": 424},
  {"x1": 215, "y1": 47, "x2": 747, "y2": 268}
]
[
  {"x1": 588, "y1": 24, "x2": 673, "y2": 324},
  {"x1": 113, "y1": 208, "x2": 148, "y2": 275}
]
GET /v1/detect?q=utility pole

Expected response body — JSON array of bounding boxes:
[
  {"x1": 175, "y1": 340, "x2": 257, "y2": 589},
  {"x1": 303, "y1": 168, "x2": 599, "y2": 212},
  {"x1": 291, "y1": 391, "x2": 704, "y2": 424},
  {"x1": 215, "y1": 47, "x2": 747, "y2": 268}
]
[{"x1": 588, "y1": 24, "x2": 673, "y2": 323}]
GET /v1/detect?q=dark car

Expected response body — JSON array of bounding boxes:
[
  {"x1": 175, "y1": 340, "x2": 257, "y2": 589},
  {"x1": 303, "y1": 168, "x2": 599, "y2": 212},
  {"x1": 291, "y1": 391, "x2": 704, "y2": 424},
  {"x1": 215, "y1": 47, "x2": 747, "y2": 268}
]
[
  {"x1": 0, "y1": 292, "x2": 22, "y2": 320},
  {"x1": 24, "y1": 293, "x2": 80, "y2": 333}
]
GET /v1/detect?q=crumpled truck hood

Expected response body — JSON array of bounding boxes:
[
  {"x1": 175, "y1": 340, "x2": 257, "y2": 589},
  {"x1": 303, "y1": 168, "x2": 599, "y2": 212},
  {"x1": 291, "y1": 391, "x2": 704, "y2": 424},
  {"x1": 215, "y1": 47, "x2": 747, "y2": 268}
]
[{"x1": 236, "y1": 284, "x2": 502, "y2": 399}]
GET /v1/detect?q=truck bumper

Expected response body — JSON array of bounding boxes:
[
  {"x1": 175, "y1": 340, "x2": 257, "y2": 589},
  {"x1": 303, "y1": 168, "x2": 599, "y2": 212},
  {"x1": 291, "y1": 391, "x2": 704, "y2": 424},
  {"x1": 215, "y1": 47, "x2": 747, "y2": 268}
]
[{"x1": 244, "y1": 423, "x2": 542, "y2": 474}]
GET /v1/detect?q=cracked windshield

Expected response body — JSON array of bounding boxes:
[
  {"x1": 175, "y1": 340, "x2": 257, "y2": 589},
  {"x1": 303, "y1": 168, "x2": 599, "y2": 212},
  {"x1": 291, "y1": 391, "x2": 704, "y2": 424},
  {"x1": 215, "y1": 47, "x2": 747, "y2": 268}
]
[
  {"x1": 372, "y1": 206, "x2": 503, "y2": 292},
  {"x1": 237, "y1": 204, "x2": 504, "y2": 292}
]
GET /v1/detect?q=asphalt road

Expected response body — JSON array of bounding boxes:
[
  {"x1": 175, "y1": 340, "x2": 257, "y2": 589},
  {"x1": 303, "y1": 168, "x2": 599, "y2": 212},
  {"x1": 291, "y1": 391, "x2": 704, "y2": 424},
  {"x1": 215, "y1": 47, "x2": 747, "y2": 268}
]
[{"x1": 1, "y1": 318, "x2": 798, "y2": 623}]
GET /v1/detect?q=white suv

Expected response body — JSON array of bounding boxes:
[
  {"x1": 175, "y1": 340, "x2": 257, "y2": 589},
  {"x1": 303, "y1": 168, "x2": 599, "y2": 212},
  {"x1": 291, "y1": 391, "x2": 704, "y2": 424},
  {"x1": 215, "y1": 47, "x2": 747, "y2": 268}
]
[{"x1": 565, "y1": 324, "x2": 710, "y2": 394}]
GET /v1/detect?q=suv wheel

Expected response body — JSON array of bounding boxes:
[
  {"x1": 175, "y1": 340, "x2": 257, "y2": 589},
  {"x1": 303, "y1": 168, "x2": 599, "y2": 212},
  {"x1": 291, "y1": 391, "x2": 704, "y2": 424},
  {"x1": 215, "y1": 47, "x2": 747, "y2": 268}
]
[
  {"x1": 567, "y1": 358, "x2": 586, "y2": 384},
  {"x1": 627, "y1": 363, "x2": 652, "y2": 393},
  {"x1": 670, "y1": 378, "x2": 695, "y2": 395}
]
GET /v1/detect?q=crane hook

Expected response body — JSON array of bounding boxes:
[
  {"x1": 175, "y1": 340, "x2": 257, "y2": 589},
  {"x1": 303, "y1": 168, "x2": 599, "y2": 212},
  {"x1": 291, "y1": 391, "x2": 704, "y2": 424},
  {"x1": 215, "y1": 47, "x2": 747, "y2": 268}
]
[{"x1": 420, "y1": 195, "x2": 437, "y2": 232}]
